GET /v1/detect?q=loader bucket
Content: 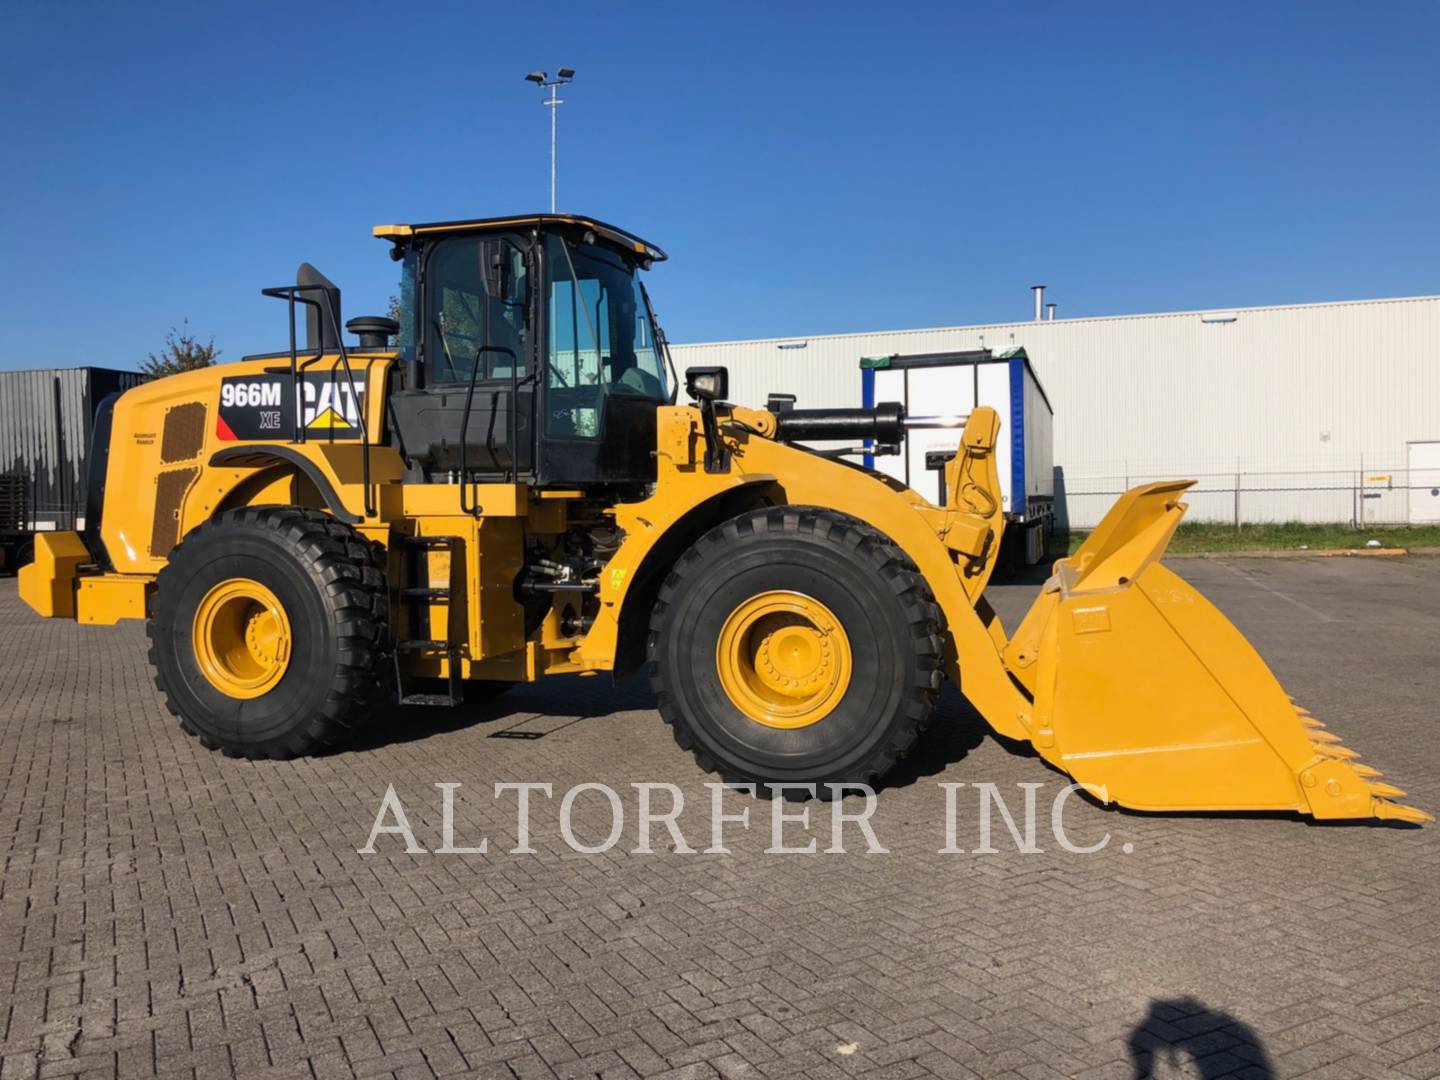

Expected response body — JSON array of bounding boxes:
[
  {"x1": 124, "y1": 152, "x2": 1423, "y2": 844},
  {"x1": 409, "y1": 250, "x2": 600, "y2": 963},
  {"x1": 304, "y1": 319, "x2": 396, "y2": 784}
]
[{"x1": 1004, "y1": 482, "x2": 1430, "y2": 823}]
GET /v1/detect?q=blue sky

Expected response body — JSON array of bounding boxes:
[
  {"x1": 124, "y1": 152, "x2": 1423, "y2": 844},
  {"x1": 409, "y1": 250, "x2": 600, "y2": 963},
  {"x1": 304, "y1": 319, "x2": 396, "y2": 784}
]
[{"x1": 2, "y1": 1, "x2": 1437, "y2": 371}]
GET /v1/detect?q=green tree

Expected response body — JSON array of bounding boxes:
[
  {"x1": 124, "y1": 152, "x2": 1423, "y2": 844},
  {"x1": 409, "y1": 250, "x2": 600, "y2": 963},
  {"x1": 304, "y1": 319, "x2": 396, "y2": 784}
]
[{"x1": 142, "y1": 321, "x2": 220, "y2": 379}]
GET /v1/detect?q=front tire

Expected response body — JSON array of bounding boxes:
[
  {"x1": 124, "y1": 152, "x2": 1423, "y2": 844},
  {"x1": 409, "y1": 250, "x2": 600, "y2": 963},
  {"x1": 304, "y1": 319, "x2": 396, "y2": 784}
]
[
  {"x1": 149, "y1": 506, "x2": 389, "y2": 759},
  {"x1": 649, "y1": 507, "x2": 943, "y2": 789}
]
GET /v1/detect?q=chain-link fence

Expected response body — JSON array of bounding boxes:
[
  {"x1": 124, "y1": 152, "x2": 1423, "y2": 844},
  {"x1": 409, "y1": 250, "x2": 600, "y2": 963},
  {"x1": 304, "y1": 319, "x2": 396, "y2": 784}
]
[{"x1": 1054, "y1": 462, "x2": 1440, "y2": 530}]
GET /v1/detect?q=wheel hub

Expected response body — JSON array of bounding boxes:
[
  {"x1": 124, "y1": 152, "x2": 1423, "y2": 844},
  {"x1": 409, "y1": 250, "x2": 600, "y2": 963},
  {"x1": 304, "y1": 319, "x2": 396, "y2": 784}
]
[
  {"x1": 192, "y1": 578, "x2": 292, "y2": 699},
  {"x1": 716, "y1": 591, "x2": 852, "y2": 729}
]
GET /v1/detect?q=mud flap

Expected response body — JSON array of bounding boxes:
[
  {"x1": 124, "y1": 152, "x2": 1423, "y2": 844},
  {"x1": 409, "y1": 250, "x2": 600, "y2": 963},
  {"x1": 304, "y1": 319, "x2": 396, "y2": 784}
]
[{"x1": 1005, "y1": 483, "x2": 1430, "y2": 823}]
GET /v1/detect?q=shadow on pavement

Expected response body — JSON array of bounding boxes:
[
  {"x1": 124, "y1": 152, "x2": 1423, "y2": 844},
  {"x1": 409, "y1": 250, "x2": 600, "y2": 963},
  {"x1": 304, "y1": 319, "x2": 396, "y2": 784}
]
[
  {"x1": 1064, "y1": 781, "x2": 1425, "y2": 829},
  {"x1": 352, "y1": 673, "x2": 656, "y2": 751},
  {"x1": 879, "y1": 684, "x2": 989, "y2": 791},
  {"x1": 1126, "y1": 996, "x2": 1273, "y2": 1078}
]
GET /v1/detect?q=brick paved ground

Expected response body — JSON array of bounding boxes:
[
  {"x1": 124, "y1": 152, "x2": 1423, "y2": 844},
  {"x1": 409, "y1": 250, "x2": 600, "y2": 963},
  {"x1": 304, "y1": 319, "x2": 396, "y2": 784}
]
[{"x1": 0, "y1": 557, "x2": 1436, "y2": 1080}]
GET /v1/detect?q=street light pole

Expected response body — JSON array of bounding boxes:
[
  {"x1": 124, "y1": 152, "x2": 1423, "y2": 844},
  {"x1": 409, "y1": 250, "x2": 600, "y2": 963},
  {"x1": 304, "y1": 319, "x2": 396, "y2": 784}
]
[
  {"x1": 525, "y1": 68, "x2": 575, "y2": 213},
  {"x1": 547, "y1": 80, "x2": 558, "y2": 213}
]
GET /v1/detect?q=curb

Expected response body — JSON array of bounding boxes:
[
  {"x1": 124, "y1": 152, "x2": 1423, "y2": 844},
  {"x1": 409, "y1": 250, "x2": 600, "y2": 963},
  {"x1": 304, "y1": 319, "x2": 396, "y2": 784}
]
[{"x1": 1163, "y1": 547, "x2": 1433, "y2": 560}]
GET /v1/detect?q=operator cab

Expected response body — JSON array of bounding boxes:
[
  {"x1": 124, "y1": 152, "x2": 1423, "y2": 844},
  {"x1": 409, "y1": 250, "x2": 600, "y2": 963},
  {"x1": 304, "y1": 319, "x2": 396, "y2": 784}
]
[{"x1": 378, "y1": 215, "x2": 674, "y2": 490}]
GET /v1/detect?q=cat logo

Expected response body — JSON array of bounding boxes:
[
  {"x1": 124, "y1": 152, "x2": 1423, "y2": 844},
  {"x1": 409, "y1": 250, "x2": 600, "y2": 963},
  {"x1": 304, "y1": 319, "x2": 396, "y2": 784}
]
[
  {"x1": 216, "y1": 373, "x2": 367, "y2": 442},
  {"x1": 301, "y1": 379, "x2": 364, "y2": 433},
  {"x1": 307, "y1": 408, "x2": 351, "y2": 430}
]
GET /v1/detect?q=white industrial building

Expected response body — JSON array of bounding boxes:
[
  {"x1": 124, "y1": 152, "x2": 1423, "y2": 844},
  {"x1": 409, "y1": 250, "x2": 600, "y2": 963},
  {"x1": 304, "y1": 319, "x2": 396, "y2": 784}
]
[{"x1": 672, "y1": 294, "x2": 1440, "y2": 529}]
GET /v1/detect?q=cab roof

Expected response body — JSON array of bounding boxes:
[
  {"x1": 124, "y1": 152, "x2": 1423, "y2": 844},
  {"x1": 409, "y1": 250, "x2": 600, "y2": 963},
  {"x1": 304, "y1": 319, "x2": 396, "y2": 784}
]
[{"x1": 372, "y1": 214, "x2": 667, "y2": 262}]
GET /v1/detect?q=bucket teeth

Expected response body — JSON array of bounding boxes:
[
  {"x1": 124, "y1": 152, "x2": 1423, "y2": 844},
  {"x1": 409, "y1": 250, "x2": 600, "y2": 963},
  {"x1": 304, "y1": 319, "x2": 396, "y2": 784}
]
[
  {"x1": 1373, "y1": 801, "x2": 1435, "y2": 825},
  {"x1": 1288, "y1": 699, "x2": 1426, "y2": 821},
  {"x1": 1367, "y1": 782, "x2": 1408, "y2": 799},
  {"x1": 1302, "y1": 736, "x2": 1429, "y2": 822}
]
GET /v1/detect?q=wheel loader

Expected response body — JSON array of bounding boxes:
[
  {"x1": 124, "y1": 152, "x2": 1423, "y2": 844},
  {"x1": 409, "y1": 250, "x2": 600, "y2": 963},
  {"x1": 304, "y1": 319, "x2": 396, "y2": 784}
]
[{"x1": 19, "y1": 213, "x2": 1428, "y2": 823}]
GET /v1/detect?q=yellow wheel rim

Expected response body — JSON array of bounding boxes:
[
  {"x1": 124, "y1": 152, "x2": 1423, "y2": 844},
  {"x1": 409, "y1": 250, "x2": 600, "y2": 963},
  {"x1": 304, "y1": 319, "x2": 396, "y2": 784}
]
[
  {"x1": 191, "y1": 578, "x2": 292, "y2": 699},
  {"x1": 715, "y1": 590, "x2": 852, "y2": 729}
]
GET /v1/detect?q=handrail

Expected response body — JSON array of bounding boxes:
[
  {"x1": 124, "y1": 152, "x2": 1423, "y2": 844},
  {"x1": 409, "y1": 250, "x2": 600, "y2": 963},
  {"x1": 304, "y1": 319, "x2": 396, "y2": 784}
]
[
  {"x1": 457, "y1": 343, "x2": 518, "y2": 515},
  {"x1": 259, "y1": 285, "x2": 375, "y2": 517}
]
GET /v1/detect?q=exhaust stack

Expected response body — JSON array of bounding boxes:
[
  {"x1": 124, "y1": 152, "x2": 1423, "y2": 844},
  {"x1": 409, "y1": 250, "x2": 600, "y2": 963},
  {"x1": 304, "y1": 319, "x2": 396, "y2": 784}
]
[
  {"x1": 1031, "y1": 284, "x2": 1046, "y2": 322},
  {"x1": 296, "y1": 263, "x2": 342, "y2": 352}
]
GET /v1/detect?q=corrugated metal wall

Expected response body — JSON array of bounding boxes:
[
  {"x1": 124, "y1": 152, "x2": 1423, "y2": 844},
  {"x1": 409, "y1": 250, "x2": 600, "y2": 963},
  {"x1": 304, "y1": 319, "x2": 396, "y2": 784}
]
[
  {"x1": 0, "y1": 368, "x2": 142, "y2": 529},
  {"x1": 672, "y1": 296, "x2": 1440, "y2": 527}
]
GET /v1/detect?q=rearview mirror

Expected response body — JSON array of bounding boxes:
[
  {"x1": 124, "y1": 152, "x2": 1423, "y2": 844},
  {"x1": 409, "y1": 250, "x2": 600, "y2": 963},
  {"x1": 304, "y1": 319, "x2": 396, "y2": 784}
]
[{"x1": 485, "y1": 246, "x2": 512, "y2": 300}]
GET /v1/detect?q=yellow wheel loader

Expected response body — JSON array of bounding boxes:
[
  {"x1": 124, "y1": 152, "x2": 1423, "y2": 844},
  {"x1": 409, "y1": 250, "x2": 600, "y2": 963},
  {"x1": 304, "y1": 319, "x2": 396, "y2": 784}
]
[{"x1": 19, "y1": 214, "x2": 1427, "y2": 823}]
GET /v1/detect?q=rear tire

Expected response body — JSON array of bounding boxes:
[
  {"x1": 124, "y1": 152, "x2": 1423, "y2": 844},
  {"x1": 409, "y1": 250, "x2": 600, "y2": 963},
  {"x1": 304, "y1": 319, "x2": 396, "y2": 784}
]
[
  {"x1": 649, "y1": 507, "x2": 943, "y2": 790},
  {"x1": 149, "y1": 506, "x2": 389, "y2": 759}
]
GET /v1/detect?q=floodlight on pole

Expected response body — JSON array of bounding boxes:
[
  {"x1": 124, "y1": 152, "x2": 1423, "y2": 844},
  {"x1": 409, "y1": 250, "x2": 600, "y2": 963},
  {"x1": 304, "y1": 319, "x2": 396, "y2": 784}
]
[{"x1": 524, "y1": 67, "x2": 575, "y2": 213}]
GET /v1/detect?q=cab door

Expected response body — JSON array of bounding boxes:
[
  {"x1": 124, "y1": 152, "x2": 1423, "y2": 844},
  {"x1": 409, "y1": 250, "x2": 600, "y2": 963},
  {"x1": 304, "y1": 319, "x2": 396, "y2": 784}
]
[
  {"x1": 390, "y1": 233, "x2": 536, "y2": 477},
  {"x1": 536, "y1": 233, "x2": 667, "y2": 487}
]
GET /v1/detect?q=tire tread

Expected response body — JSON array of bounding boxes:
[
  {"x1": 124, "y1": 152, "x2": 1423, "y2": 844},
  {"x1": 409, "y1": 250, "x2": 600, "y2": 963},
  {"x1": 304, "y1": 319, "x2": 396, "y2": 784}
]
[
  {"x1": 148, "y1": 506, "x2": 390, "y2": 759},
  {"x1": 647, "y1": 506, "x2": 944, "y2": 789}
]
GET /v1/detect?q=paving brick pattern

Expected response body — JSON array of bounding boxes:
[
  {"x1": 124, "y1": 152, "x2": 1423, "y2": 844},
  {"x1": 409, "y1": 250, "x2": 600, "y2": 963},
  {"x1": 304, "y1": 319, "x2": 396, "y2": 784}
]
[{"x1": 0, "y1": 557, "x2": 1437, "y2": 1079}]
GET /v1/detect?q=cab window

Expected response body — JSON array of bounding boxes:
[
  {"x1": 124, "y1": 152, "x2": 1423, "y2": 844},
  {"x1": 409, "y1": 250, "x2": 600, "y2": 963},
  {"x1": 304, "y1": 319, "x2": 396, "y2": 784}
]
[
  {"x1": 545, "y1": 235, "x2": 668, "y2": 436},
  {"x1": 425, "y1": 238, "x2": 529, "y2": 384}
]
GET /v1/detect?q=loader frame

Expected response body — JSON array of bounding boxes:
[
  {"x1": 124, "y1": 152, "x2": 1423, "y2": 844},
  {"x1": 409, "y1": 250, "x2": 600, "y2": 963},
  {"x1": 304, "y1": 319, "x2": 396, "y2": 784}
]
[{"x1": 16, "y1": 212, "x2": 1428, "y2": 824}]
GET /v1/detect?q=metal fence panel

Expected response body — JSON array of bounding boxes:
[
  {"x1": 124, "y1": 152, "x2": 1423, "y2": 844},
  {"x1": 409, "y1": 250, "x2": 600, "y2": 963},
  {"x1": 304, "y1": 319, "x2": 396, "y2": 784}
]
[{"x1": 1057, "y1": 461, "x2": 1428, "y2": 529}]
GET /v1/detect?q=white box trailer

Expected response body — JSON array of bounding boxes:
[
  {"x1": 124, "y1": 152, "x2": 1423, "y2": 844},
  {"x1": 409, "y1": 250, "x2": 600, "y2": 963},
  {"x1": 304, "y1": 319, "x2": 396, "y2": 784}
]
[{"x1": 862, "y1": 347, "x2": 1056, "y2": 563}]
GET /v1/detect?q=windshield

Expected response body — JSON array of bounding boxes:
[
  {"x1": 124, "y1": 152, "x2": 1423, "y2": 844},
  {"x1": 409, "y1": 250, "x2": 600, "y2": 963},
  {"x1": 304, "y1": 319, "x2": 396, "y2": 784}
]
[{"x1": 545, "y1": 236, "x2": 669, "y2": 435}]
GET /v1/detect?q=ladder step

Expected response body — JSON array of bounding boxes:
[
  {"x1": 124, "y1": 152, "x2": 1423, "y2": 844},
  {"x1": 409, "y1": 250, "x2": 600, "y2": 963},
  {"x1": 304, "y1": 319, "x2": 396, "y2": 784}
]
[
  {"x1": 401, "y1": 535, "x2": 459, "y2": 549},
  {"x1": 399, "y1": 587, "x2": 451, "y2": 600},
  {"x1": 399, "y1": 692, "x2": 463, "y2": 707},
  {"x1": 395, "y1": 639, "x2": 454, "y2": 652},
  {"x1": 395, "y1": 533, "x2": 462, "y2": 704}
]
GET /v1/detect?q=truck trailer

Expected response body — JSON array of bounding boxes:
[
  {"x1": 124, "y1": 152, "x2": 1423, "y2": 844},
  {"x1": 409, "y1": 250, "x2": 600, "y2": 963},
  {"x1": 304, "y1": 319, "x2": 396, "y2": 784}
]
[{"x1": 862, "y1": 347, "x2": 1055, "y2": 563}]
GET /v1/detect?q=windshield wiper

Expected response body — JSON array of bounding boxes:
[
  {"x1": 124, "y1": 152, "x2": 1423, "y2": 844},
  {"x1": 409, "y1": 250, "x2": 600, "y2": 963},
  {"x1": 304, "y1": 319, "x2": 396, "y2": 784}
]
[{"x1": 432, "y1": 319, "x2": 460, "y2": 382}]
